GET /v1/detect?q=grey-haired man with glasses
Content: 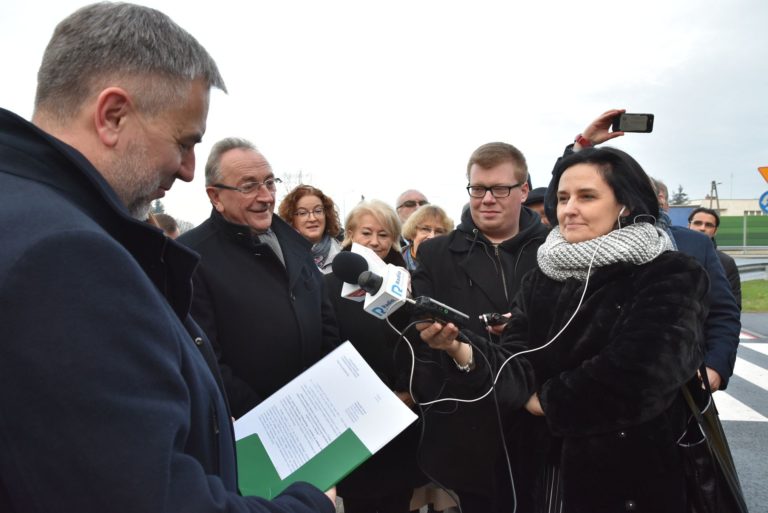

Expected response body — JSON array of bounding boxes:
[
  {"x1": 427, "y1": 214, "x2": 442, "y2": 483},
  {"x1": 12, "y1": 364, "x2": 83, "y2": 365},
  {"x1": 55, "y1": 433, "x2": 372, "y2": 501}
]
[
  {"x1": 395, "y1": 189, "x2": 429, "y2": 247},
  {"x1": 179, "y1": 137, "x2": 339, "y2": 420},
  {"x1": 395, "y1": 189, "x2": 430, "y2": 223},
  {"x1": 409, "y1": 142, "x2": 550, "y2": 513}
]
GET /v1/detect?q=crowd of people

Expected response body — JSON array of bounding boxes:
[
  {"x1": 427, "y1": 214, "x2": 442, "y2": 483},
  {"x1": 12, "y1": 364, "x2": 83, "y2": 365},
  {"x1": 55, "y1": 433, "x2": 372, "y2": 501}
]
[{"x1": 0, "y1": 3, "x2": 744, "y2": 513}]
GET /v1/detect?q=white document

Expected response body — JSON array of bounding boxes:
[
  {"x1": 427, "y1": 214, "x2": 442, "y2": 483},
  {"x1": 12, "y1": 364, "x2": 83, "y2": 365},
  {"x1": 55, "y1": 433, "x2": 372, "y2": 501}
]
[{"x1": 234, "y1": 341, "x2": 417, "y2": 480}]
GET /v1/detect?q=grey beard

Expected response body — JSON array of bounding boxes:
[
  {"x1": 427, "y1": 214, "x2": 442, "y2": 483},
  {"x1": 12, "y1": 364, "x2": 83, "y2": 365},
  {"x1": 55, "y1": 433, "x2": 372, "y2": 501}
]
[{"x1": 130, "y1": 200, "x2": 152, "y2": 221}]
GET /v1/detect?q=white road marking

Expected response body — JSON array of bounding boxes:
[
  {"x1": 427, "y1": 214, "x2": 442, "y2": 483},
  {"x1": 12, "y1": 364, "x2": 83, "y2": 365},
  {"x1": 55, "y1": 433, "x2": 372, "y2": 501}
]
[
  {"x1": 712, "y1": 349, "x2": 768, "y2": 422},
  {"x1": 733, "y1": 356, "x2": 768, "y2": 393},
  {"x1": 742, "y1": 342, "x2": 768, "y2": 358},
  {"x1": 715, "y1": 391, "x2": 768, "y2": 422}
]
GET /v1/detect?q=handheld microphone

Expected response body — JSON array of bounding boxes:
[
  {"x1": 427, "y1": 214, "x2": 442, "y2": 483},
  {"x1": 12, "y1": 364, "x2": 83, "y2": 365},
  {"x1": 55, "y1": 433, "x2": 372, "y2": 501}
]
[
  {"x1": 331, "y1": 251, "x2": 470, "y2": 326},
  {"x1": 331, "y1": 251, "x2": 370, "y2": 284},
  {"x1": 358, "y1": 266, "x2": 410, "y2": 320},
  {"x1": 331, "y1": 251, "x2": 409, "y2": 319}
]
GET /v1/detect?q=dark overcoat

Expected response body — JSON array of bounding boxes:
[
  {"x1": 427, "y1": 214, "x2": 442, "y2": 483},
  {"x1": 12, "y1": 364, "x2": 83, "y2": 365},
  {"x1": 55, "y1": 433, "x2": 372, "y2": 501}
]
[
  {"x1": 0, "y1": 108, "x2": 333, "y2": 513},
  {"x1": 179, "y1": 210, "x2": 340, "y2": 418},
  {"x1": 669, "y1": 226, "x2": 740, "y2": 389},
  {"x1": 717, "y1": 249, "x2": 741, "y2": 309}
]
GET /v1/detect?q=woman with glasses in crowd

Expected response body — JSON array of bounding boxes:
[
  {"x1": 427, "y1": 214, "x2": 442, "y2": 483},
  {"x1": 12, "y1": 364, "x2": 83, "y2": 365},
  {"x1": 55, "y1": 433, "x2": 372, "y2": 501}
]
[
  {"x1": 324, "y1": 199, "x2": 426, "y2": 513},
  {"x1": 400, "y1": 205, "x2": 453, "y2": 271},
  {"x1": 279, "y1": 185, "x2": 343, "y2": 274},
  {"x1": 417, "y1": 147, "x2": 707, "y2": 512}
]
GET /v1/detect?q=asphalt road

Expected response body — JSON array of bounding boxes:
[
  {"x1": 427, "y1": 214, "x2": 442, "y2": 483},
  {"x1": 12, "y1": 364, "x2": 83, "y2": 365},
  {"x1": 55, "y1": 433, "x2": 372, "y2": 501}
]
[
  {"x1": 340, "y1": 310, "x2": 768, "y2": 513},
  {"x1": 722, "y1": 314, "x2": 768, "y2": 513}
]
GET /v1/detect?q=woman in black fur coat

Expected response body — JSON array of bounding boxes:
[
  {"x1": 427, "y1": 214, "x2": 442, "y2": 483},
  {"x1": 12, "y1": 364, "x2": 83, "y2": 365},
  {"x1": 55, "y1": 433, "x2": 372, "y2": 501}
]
[{"x1": 417, "y1": 147, "x2": 708, "y2": 513}]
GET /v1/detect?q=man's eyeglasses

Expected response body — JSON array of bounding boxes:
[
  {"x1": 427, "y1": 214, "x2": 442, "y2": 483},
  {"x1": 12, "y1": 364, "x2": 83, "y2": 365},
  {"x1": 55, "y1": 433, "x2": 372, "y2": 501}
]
[
  {"x1": 295, "y1": 207, "x2": 325, "y2": 219},
  {"x1": 417, "y1": 225, "x2": 447, "y2": 236},
  {"x1": 466, "y1": 182, "x2": 524, "y2": 198},
  {"x1": 397, "y1": 200, "x2": 429, "y2": 209},
  {"x1": 213, "y1": 177, "x2": 282, "y2": 196}
]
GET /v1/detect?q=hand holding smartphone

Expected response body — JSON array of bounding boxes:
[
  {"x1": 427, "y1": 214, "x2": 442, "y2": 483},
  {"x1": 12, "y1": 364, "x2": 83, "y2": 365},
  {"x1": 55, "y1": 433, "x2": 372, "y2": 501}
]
[{"x1": 611, "y1": 113, "x2": 654, "y2": 133}]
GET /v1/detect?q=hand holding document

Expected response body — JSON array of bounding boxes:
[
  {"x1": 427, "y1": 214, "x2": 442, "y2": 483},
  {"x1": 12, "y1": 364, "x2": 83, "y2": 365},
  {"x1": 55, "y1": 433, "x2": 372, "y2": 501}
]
[{"x1": 234, "y1": 342, "x2": 417, "y2": 498}]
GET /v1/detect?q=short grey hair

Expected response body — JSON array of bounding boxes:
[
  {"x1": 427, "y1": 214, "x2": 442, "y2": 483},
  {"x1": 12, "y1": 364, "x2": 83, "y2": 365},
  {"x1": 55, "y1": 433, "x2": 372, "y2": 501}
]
[
  {"x1": 395, "y1": 189, "x2": 427, "y2": 207},
  {"x1": 34, "y1": 2, "x2": 226, "y2": 121},
  {"x1": 205, "y1": 137, "x2": 259, "y2": 185}
]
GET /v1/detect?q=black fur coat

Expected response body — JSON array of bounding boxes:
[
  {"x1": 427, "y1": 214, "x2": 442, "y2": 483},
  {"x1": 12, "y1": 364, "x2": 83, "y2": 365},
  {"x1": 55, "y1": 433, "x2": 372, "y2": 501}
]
[{"x1": 465, "y1": 251, "x2": 708, "y2": 513}]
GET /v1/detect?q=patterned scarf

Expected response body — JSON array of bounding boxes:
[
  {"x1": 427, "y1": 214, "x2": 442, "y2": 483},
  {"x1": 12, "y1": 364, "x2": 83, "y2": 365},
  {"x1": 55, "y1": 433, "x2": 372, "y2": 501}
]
[
  {"x1": 311, "y1": 234, "x2": 334, "y2": 268},
  {"x1": 537, "y1": 223, "x2": 674, "y2": 282}
]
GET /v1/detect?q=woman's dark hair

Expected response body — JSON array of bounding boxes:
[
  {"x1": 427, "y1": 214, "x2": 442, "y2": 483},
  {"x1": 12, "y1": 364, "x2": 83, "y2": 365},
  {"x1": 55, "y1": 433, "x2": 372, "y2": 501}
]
[
  {"x1": 544, "y1": 147, "x2": 660, "y2": 227},
  {"x1": 278, "y1": 184, "x2": 341, "y2": 238}
]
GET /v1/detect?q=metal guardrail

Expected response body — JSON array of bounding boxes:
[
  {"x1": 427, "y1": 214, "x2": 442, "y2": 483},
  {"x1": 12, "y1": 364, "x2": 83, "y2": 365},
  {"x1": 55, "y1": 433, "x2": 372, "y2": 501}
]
[{"x1": 738, "y1": 263, "x2": 768, "y2": 273}]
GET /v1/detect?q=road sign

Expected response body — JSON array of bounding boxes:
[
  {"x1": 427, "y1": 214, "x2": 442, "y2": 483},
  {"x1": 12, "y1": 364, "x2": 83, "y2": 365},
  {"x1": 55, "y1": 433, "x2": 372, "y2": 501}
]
[
  {"x1": 760, "y1": 191, "x2": 768, "y2": 214},
  {"x1": 759, "y1": 166, "x2": 768, "y2": 182}
]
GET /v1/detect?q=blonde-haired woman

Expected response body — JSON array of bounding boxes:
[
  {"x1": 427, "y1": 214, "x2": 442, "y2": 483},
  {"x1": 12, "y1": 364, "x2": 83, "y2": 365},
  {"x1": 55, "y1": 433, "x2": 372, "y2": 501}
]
[
  {"x1": 401, "y1": 205, "x2": 453, "y2": 271},
  {"x1": 340, "y1": 199, "x2": 402, "y2": 261},
  {"x1": 325, "y1": 199, "x2": 425, "y2": 512}
]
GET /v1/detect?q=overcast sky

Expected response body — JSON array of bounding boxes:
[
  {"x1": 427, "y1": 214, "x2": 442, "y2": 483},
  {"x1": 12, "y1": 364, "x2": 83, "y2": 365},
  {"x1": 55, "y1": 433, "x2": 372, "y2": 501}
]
[{"x1": 2, "y1": 0, "x2": 766, "y2": 225}]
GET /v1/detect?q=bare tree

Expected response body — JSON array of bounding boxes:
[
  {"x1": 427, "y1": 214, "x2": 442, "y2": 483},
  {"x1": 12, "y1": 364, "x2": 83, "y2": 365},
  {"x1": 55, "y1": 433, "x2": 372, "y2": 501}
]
[
  {"x1": 176, "y1": 218, "x2": 195, "y2": 234},
  {"x1": 280, "y1": 170, "x2": 313, "y2": 193}
]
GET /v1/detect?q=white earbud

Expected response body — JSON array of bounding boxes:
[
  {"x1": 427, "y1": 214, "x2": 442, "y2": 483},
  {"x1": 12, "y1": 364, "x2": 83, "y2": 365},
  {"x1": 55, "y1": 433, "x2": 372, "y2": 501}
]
[{"x1": 618, "y1": 206, "x2": 626, "y2": 216}]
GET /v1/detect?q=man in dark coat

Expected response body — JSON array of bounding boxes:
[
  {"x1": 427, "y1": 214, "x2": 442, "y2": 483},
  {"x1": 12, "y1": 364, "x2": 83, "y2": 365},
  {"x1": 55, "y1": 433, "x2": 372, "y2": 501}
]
[
  {"x1": 688, "y1": 207, "x2": 742, "y2": 309},
  {"x1": 670, "y1": 225, "x2": 741, "y2": 389},
  {"x1": 178, "y1": 138, "x2": 339, "y2": 418},
  {"x1": 412, "y1": 142, "x2": 549, "y2": 513},
  {"x1": 0, "y1": 4, "x2": 334, "y2": 513}
]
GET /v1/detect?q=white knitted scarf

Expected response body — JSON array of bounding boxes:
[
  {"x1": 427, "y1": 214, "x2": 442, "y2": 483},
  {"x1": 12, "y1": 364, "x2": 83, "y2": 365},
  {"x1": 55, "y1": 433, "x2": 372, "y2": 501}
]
[{"x1": 537, "y1": 223, "x2": 674, "y2": 282}]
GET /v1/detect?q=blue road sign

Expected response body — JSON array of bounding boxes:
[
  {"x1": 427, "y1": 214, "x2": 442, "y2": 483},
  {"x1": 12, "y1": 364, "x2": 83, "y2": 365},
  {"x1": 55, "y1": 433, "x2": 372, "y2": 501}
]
[{"x1": 760, "y1": 191, "x2": 768, "y2": 214}]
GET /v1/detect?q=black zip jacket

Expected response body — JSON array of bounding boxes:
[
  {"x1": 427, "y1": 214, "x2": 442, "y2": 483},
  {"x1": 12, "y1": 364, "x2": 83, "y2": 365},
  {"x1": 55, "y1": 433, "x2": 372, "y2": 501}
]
[{"x1": 409, "y1": 206, "x2": 548, "y2": 510}]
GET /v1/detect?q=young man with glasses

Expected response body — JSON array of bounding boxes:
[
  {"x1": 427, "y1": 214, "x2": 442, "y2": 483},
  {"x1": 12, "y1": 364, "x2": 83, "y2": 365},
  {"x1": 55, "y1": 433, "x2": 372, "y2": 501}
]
[
  {"x1": 178, "y1": 137, "x2": 340, "y2": 419},
  {"x1": 410, "y1": 142, "x2": 549, "y2": 513}
]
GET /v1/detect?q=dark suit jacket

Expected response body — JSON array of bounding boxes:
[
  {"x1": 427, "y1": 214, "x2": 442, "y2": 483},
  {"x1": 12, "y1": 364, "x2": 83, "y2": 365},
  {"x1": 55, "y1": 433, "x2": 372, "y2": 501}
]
[
  {"x1": 717, "y1": 249, "x2": 742, "y2": 310},
  {"x1": 0, "y1": 107, "x2": 333, "y2": 513}
]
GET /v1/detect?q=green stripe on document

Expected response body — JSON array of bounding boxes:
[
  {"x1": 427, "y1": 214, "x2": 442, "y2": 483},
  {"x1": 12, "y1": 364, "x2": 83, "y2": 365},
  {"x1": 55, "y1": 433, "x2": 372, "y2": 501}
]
[{"x1": 236, "y1": 428, "x2": 372, "y2": 499}]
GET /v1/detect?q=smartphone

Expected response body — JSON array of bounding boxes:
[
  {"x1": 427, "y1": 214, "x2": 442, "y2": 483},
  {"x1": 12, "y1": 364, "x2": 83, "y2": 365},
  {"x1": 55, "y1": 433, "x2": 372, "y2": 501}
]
[
  {"x1": 611, "y1": 113, "x2": 654, "y2": 133},
  {"x1": 480, "y1": 312, "x2": 507, "y2": 326}
]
